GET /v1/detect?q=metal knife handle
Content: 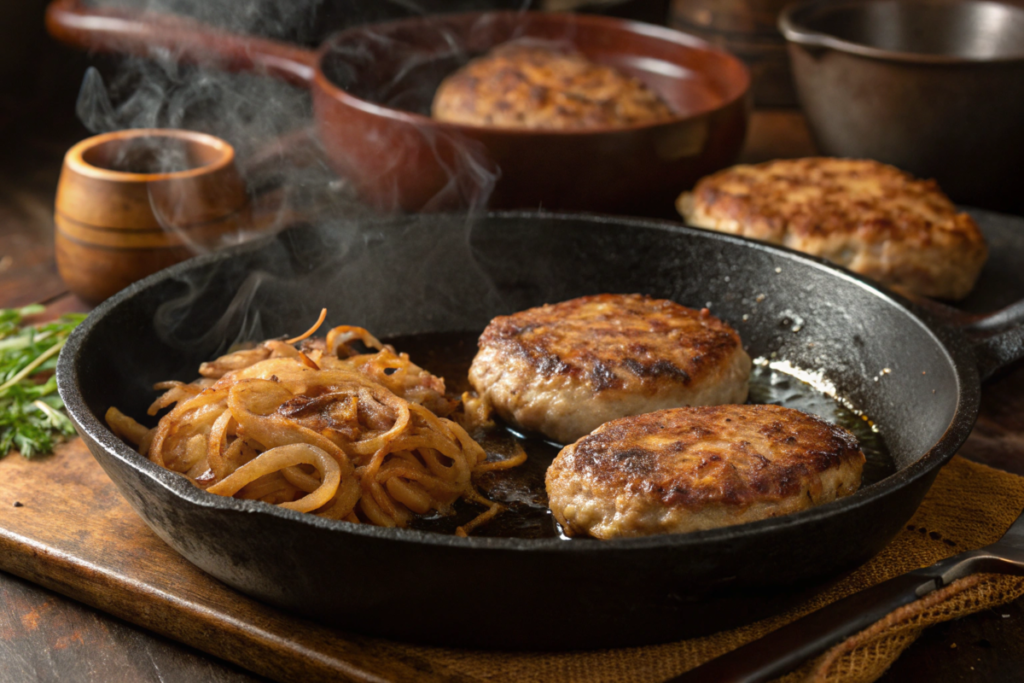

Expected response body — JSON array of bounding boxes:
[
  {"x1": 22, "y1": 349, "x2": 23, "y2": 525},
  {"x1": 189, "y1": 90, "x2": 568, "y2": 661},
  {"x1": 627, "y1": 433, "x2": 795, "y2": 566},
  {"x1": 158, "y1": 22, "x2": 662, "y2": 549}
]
[
  {"x1": 665, "y1": 571, "x2": 938, "y2": 683},
  {"x1": 667, "y1": 508, "x2": 1024, "y2": 682}
]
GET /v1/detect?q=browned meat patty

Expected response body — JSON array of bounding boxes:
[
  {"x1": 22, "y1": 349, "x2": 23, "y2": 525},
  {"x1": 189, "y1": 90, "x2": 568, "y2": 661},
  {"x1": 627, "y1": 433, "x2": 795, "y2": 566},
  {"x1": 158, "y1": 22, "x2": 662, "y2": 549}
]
[
  {"x1": 546, "y1": 404, "x2": 865, "y2": 539},
  {"x1": 676, "y1": 158, "x2": 987, "y2": 300},
  {"x1": 468, "y1": 294, "x2": 751, "y2": 444},
  {"x1": 431, "y1": 42, "x2": 675, "y2": 130}
]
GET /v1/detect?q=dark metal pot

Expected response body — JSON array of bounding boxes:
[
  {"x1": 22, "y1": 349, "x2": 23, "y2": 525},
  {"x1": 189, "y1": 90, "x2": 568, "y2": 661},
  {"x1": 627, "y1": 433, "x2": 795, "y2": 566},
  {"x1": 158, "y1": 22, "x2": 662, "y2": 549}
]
[
  {"x1": 779, "y1": 0, "x2": 1024, "y2": 210},
  {"x1": 56, "y1": 212, "x2": 1024, "y2": 649}
]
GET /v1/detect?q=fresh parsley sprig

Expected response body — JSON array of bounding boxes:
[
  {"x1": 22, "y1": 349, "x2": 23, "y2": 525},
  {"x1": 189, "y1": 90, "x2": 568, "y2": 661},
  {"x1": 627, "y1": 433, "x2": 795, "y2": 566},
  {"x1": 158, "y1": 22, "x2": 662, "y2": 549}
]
[{"x1": 0, "y1": 306, "x2": 86, "y2": 458}]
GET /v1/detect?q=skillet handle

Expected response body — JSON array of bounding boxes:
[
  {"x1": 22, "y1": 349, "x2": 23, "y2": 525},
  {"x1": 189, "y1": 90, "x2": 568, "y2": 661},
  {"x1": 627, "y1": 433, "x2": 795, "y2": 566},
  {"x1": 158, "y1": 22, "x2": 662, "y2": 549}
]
[
  {"x1": 963, "y1": 300, "x2": 1024, "y2": 381},
  {"x1": 45, "y1": 0, "x2": 317, "y2": 87}
]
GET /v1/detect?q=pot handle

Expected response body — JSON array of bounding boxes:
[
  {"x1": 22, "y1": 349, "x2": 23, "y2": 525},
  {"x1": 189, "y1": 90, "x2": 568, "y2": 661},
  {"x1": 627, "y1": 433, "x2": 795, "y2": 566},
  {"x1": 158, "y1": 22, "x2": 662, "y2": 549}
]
[
  {"x1": 45, "y1": 0, "x2": 317, "y2": 87},
  {"x1": 962, "y1": 299, "x2": 1024, "y2": 381}
]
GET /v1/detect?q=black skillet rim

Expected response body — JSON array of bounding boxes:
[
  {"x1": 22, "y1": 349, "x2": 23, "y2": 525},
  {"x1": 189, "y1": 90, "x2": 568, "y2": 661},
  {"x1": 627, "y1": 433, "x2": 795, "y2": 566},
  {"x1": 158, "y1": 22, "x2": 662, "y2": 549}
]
[{"x1": 56, "y1": 211, "x2": 980, "y2": 553}]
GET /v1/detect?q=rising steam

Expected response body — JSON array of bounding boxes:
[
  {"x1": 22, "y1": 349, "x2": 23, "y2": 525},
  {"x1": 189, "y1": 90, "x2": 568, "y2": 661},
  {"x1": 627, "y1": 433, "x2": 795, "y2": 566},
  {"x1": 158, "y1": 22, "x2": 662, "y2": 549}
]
[
  {"x1": 74, "y1": 0, "x2": 528, "y2": 221},
  {"x1": 73, "y1": 0, "x2": 529, "y2": 354}
]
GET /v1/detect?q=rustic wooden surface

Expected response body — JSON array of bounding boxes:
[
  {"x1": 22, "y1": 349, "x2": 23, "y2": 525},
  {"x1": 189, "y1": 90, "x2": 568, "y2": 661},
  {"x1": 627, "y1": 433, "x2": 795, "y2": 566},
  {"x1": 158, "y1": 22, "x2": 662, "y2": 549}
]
[
  {"x1": 0, "y1": 572, "x2": 266, "y2": 683},
  {"x1": 2, "y1": 106, "x2": 1024, "y2": 682},
  {"x1": 0, "y1": 439, "x2": 475, "y2": 683},
  {"x1": 0, "y1": 151, "x2": 71, "y2": 310}
]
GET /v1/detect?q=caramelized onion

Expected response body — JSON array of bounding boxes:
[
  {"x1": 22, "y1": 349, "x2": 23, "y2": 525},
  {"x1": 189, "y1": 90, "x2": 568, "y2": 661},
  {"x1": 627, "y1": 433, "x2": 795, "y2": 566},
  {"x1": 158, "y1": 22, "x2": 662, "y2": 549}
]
[{"x1": 106, "y1": 325, "x2": 520, "y2": 535}]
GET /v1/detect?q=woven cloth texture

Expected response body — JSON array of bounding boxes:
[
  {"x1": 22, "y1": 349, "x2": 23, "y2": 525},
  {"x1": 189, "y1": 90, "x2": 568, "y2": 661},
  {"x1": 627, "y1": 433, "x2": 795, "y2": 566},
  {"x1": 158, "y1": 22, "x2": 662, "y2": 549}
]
[{"x1": 399, "y1": 456, "x2": 1024, "y2": 682}]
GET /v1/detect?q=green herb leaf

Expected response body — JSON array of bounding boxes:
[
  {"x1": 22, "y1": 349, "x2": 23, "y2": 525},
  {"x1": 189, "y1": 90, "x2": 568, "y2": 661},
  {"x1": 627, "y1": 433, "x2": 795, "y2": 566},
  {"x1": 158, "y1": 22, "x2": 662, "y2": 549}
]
[{"x1": 0, "y1": 307, "x2": 84, "y2": 458}]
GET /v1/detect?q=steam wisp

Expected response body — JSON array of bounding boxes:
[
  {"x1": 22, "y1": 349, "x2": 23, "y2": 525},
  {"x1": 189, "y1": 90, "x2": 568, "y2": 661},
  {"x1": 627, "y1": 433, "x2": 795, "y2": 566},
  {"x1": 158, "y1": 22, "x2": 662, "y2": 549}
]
[{"x1": 72, "y1": 0, "x2": 546, "y2": 358}]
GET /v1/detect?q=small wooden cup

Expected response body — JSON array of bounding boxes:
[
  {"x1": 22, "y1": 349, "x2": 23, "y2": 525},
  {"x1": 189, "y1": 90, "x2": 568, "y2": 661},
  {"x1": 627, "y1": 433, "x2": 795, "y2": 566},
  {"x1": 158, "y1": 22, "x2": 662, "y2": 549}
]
[{"x1": 55, "y1": 129, "x2": 247, "y2": 304}]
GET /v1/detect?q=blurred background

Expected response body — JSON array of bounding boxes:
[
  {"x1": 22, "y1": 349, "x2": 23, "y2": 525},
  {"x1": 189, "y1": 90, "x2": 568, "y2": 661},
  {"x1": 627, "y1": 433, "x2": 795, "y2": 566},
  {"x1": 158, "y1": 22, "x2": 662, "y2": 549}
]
[{"x1": 1, "y1": 0, "x2": 810, "y2": 308}]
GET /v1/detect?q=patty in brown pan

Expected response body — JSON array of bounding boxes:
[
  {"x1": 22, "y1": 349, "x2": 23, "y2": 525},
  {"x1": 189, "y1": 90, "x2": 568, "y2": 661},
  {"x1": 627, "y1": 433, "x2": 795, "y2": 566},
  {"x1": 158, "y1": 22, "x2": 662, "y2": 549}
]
[
  {"x1": 468, "y1": 294, "x2": 751, "y2": 444},
  {"x1": 432, "y1": 42, "x2": 675, "y2": 129},
  {"x1": 676, "y1": 158, "x2": 988, "y2": 300},
  {"x1": 547, "y1": 405, "x2": 866, "y2": 539}
]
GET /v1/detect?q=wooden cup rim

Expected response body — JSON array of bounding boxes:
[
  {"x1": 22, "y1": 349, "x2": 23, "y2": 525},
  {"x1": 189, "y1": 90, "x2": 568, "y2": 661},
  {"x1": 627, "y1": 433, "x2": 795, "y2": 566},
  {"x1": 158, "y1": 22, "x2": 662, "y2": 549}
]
[{"x1": 65, "y1": 129, "x2": 236, "y2": 182}]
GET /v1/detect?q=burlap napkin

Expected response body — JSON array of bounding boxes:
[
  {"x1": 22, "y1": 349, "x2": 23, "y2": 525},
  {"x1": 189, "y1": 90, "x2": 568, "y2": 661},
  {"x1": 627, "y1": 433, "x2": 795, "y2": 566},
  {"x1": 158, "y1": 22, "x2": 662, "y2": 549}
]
[{"x1": 402, "y1": 456, "x2": 1024, "y2": 682}]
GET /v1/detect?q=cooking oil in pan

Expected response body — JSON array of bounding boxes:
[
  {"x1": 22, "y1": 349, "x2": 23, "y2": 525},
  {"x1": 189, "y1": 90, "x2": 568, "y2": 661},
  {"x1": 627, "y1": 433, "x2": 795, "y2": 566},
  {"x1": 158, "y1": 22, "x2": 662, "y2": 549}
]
[{"x1": 390, "y1": 332, "x2": 895, "y2": 539}]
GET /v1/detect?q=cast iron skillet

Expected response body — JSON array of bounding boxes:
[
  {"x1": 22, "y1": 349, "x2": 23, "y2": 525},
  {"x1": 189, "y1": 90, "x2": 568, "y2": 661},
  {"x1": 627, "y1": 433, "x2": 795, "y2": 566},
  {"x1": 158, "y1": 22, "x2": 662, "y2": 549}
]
[{"x1": 56, "y1": 213, "x2": 1024, "y2": 649}]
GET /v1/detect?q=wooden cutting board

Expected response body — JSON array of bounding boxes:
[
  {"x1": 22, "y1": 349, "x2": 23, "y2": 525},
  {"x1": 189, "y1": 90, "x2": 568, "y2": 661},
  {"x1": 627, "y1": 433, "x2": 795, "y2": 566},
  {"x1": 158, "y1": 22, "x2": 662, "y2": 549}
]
[{"x1": 0, "y1": 439, "x2": 473, "y2": 683}]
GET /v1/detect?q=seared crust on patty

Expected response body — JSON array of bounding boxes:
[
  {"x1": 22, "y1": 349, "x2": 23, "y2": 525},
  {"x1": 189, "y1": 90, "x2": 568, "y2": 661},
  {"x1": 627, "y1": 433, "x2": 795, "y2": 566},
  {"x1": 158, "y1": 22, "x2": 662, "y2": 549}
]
[
  {"x1": 546, "y1": 404, "x2": 865, "y2": 539},
  {"x1": 676, "y1": 158, "x2": 987, "y2": 300},
  {"x1": 468, "y1": 294, "x2": 751, "y2": 444},
  {"x1": 432, "y1": 42, "x2": 674, "y2": 130}
]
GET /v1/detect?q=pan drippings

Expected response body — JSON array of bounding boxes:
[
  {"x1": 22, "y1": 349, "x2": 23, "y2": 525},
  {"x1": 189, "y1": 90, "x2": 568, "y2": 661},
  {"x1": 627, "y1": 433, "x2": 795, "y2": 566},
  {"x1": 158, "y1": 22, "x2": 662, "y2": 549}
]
[{"x1": 395, "y1": 331, "x2": 894, "y2": 539}]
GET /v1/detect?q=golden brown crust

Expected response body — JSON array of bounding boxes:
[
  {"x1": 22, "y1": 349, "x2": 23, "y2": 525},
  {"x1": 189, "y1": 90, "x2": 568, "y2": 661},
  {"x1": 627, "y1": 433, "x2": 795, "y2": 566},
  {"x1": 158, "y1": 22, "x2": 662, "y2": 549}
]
[
  {"x1": 546, "y1": 404, "x2": 865, "y2": 538},
  {"x1": 469, "y1": 294, "x2": 751, "y2": 444},
  {"x1": 676, "y1": 158, "x2": 988, "y2": 300},
  {"x1": 432, "y1": 42, "x2": 674, "y2": 130},
  {"x1": 565, "y1": 404, "x2": 861, "y2": 508},
  {"x1": 477, "y1": 294, "x2": 742, "y2": 393}
]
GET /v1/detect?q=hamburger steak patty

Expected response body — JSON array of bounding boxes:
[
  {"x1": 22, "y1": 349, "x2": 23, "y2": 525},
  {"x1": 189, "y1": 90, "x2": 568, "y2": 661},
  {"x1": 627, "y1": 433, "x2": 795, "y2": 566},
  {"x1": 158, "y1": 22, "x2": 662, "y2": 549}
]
[
  {"x1": 431, "y1": 42, "x2": 675, "y2": 130},
  {"x1": 468, "y1": 294, "x2": 751, "y2": 444},
  {"x1": 546, "y1": 405, "x2": 866, "y2": 539},
  {"x1": 676, "y1": 158, "x2": 987, "y2": 300}
]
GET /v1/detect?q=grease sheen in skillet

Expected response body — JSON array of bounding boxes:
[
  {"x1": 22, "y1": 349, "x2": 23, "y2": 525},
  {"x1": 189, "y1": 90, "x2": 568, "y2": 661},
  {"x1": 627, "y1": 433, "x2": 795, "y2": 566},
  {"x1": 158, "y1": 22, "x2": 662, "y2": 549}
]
[{"x1": 395, "y1": 331, "x2": 894, "y2": 539}]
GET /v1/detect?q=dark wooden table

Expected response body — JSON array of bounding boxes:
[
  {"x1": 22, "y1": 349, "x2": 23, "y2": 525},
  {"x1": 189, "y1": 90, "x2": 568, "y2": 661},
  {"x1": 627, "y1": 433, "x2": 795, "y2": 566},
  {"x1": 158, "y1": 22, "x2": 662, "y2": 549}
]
[{"x1": 2, "y1": 108, "x2": 1023, "y2": 683}]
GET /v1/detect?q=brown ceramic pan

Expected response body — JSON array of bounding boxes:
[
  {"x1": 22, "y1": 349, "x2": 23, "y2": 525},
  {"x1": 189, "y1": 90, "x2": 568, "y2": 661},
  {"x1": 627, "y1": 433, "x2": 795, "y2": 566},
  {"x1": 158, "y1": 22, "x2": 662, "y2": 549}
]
[{"x1": 46, "y1": 0, "x2": 750, "y2": 214}]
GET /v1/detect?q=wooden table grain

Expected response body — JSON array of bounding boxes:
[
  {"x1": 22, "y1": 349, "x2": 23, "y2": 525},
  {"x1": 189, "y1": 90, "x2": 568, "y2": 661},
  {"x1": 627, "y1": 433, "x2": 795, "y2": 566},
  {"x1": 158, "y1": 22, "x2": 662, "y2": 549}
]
[
  {"x1": 1, "y1": 109, "x2": 1023, "y2": 683},
  {"x1": 0, "y1": 572, "x2": 266, "y2": 683}
]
